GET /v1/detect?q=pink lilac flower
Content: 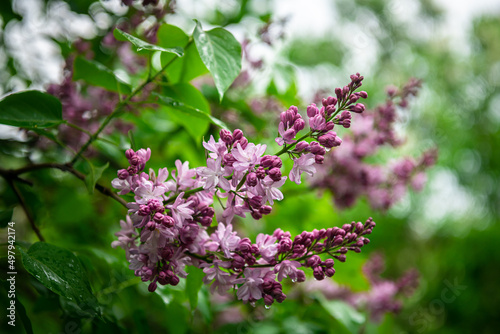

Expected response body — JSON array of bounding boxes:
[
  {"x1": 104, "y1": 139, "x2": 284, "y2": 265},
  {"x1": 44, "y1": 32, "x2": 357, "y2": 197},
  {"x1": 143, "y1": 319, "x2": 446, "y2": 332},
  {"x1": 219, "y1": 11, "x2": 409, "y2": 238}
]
[
  {"x1": 234, "y1": 268, "x2": 266, "y2": 302},
  {"x1": 172, "y1": 160, "x2": 197, "y2": 190},
  {"x1": 253, "y1": 175, "x2": 286, "y2": 205},
  {"x1": 167, "y1": 192, "x2": 194, "y2": 226},
  {"x1": 255, "y1": 233, "x2": 279, "y2": 262},
  {"x1": 232, "y1": 143, "x2": 267, "y2": 172},
  {"x1": 274, "y1": 260, "x2": 301, "y2": 282},
  {"x1": 201, "y1": 260, "x2": 236, "y2": 295},
  {"x1": 211, "y1": 222, "x2": 241, "y2": 258},
  {"x1": 290, "y1": 153, "x2": 316, "y2": 184},
  {"x1": 197, "y1": 157, "x2": 231, "y2": 191},
  {"x1": 203, "y1": 135, "x2": 227, "y2": 159}
]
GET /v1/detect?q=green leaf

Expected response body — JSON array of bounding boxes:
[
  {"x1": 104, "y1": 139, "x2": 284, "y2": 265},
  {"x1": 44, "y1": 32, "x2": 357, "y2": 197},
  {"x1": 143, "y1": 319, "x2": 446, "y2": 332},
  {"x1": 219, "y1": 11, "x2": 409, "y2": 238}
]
[
  {"x1": 165, "y1": 300, "x2": 188, "y2": 334},
  {"x1": 113, "y1": 28, "x2": 184, "y2": 57},
  {"x1": 0, "y1": 207, "x2": 14, "y2": 228},
  {"x1": 317, "y1": 296, "x2": 365, "y2": 334},
  {"x1": 193, "y1": 20, "x2": 242, "y2": 100},
  {"x1": 157, "y1": 24, "x2": 208, "y2": 83},
  {"x1": 0, "y1": 90, "x2": 63, "y2": 128},
  {"x1": 186, "y1": 266, "x2": 204, "y2": 310},
  {"x1": 128, "y1": 130, "x2": 136, "y2": 151},
  {"x1": 19, "y1": 242, "x2": 99, "y2": 316},
  {"x1": 73, "y1": 57, "x2": 132, "y2": 94},
  {"x1": 153, "y1": 84, "x2": 227, "y2": 140},
  {"x1": 85, "y1": 162, "x2": 109, "y2": 194}
]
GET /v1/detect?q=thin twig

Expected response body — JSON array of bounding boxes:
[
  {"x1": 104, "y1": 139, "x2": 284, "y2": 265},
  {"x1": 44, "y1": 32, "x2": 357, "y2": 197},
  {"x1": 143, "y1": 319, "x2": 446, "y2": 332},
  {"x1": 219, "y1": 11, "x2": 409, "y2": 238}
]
[
  {"x1": 0, "y1": 163, "x2": 127, "y2": 208},
  {"x1": 6, "y1": 179, "x2": 45, "y2": 242}
]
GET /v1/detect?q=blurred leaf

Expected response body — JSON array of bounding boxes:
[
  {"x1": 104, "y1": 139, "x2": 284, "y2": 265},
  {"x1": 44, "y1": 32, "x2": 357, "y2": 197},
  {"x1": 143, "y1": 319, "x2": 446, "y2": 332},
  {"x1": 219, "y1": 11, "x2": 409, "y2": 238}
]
[
  {"x1": 0, "y1": 207, "x2": 14, "y2": 228},
  {"x1": 193, "y1": 20, "x2": 241, "y2": 101},
  {"x1": 153, "y1": 84, "x2": 227, "y2": 140},
  {"x1": 158, "y1": 24, "x2": 208, "y2": 83},
  {"x1": 19, "y1": 242, "x2": 99, "y2": 316},
  {"x1": 317, "y1": 297, "x2": 365, "y2": 334},
  {"x1": 73, "y1": 57, "x2": 132, "y2": 94},
  {"x1": 85, "y1": 162, "x2": 109, "y2": 195},
  {"x1": 186, "y1": 266, "x2": 204, "y2": 310},
  {"x1": 165, "y1": 300, "x2": 188, "y2": 334},
  {"x1": 128, "y1": 130, "x2": 136, "y2": 151},
  {"x1": 0, "y1": 90, "x2": 63, "y2": 128},
  {"x1": 113, "y1": 28, "x2": 184, "y2": 57}
]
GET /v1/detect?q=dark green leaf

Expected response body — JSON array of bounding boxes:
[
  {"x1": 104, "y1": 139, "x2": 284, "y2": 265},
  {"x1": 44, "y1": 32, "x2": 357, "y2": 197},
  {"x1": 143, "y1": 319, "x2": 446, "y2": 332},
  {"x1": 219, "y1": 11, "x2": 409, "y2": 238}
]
[
  {"x1": 0, "y1": 90, "x2": 63, "y2": 128},
  {"x1": 0, "y1": 207, "x2": 14, "y2": 228},
  {"x1": 157, "y1": 24, "x2": 208, "y2": 83},
  {"x1": 19, "y1": 242, "x2": 99, "y2": 316},
  {"x1": 113, "y1": 28, "x2": 184, "y2": 57},
  {"x1": 85, "y1": 162, "x2": 109, "y2": 195},
  {"x1": 317, "y1": 296, "x2": 365, "y2": 334},
  {"x1": 193, "y1": 20, "x2": 241, "y2": 100},
  {"x1": 186, "y1": 266, "x2": 204, "y2": 310},
  {"x1": 165, "y1": 300, "x2": 188, "y2": 334},
  {"x1": 73, "y1": 57, "x2": 132, "y2": 94}
]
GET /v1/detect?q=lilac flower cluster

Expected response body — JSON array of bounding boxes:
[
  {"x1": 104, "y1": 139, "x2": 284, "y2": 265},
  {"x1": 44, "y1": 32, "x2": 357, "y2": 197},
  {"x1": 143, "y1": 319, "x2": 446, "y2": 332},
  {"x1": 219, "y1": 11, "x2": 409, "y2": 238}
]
[
  {"x1": 111, "y1": 74, "x2": 379, "y2": 306},
  {"x1": 311, "y1": 79, "x2": 438, "y2": 210},
  {"x1": 303, "y1": 253, "x2": 418, "y2": 321}
]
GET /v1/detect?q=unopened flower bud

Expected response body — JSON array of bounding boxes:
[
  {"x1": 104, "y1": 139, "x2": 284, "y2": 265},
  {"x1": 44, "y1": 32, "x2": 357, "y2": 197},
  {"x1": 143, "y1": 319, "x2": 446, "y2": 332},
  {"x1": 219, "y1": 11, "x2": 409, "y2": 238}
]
[
  {"x1": 323, "y1": 259, "x2": 334, "y2": 268},
  {"x1": 125, "y1": 149, "x2": 135, "y2": 160},
  {"x1": 259, "y1": 205, "x2": 272, "y2": 215},
  {"x1": 235, "y1": 137, "x2": 248, "y2": 149},
  {"x1": 264, "y1": 294, "x2": 274, "y2": 306},
  {"x1": 349, "y1": 103, "x2": 366, "y2": 113},
  {"x1": 306, "y1": 255, "x2": 321, "y2": 267},
  {"x1": 307, "y1": 104, "x2": 319, "y2": 117},
  {"x1": 293, "y1": 118, "x2": 305, "y2": 131},
  {"x1": 256, "y1": 166, "x2": 266, "y2": 179},
  {"x1": 283, "y1": 128, "x2": 296, "y2": 142},
  {"x1": 246, "y1": 172, "x2": 258, "y2": 187},
  {"x1": 315, "y1": 155, "x2": 324, "y2": 164},
  {"x1": 170, "y1": 275, "x2": 180, "y2": 286},
  {"x1": 232, "y1": 129, "x2": 243, "y2": 141},
  {"x1": 148, "y1": 281, "x2": 157, "y2": 292},
  {"x1": 325, "y1": 268, "x2": 336, "y2": 277},
  {"x1": 295, "y1": 141, "x2": 309, "y2": 152},
  {"x1": 153, "y1": 212, "x2": 164, "y2": 223},
  {"x1": 249, "y1": 195, "x2": 263, "y2": 208},
  {"x1": 313, "y1": 266, "x2": 325, "y2": 280},
  {"x1": 251, "y1": 211, "x2": 263, "y2": 220},
  {"x1": 322, "y1": 96, "x2": 337, "y2": 107},
  {"x1": 268, "y1": 167, "x2": 282, "y2": 182},
  {"x1": 220, "y1": 129, "x2": 233, "y2": 144},
  {"x1": 118, "y1": 169, "x2": 129, "y2": 179}
]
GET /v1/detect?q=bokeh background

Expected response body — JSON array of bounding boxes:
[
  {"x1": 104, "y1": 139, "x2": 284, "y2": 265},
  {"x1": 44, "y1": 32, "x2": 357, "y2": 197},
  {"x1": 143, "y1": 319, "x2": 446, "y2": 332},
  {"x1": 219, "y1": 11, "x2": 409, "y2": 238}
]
[{"x1": 1, "y1": 0, "x2": 499, "y2": 333}]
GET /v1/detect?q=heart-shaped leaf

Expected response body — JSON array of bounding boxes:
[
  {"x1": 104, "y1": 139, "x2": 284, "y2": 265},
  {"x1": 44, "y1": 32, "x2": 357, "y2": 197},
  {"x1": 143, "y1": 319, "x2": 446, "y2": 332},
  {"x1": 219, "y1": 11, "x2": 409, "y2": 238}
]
[
  {"x1": 193, "y1": 21, "x2": 241, "y2": 101},
  {"x1": 0, "y1": 90, "x2": 63, "y2": 128}
]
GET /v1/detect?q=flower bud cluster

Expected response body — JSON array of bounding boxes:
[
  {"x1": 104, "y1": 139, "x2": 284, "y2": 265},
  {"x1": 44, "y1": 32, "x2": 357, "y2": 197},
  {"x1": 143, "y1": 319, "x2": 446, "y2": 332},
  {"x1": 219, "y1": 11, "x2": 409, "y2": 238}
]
[{"x1": 311, "y1": 79, "x2": 437, "y2": 210}]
